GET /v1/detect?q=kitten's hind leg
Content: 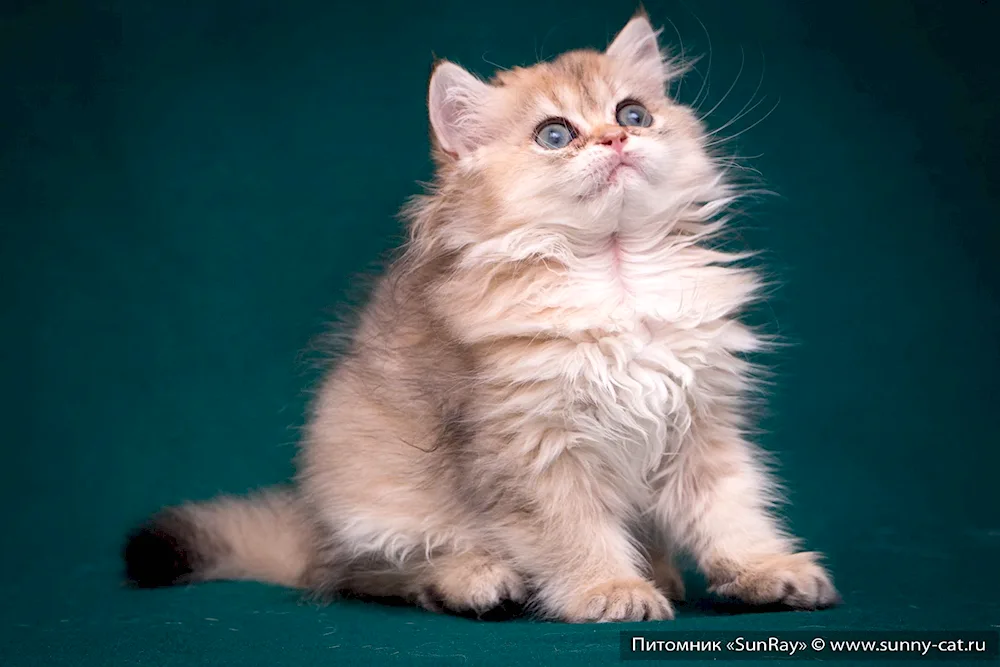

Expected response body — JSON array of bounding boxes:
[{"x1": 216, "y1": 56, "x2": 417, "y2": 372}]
[
  {"x1": 304, "y1": 491, "x2": 525, "y2": 615},
  {"x1": 415, "y1": 548, "x2": 527, "y2": 614},
  {"x1": 337, "y1": 548, "x2": 526, "y2": 616}
]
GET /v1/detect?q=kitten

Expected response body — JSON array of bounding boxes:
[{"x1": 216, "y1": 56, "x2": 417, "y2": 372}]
[{"x1": 124, "y1": 12, "x2": 839, "y2": 622}]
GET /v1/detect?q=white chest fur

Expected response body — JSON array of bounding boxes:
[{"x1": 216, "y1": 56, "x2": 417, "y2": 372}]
[
  {"x1": 560, "y1": 324, "x2": 691, "y2": 477},
  {"x1": 543, "y1": 241, "x2": 760, "y2": 482},
  {"x1": 468, "y1": 235, "x2": 760, "y2": 485}
]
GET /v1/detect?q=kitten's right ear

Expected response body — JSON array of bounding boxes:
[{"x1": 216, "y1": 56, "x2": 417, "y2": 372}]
[{"x1": 428, "y1": 61, "x2": 492, "y2": 159}]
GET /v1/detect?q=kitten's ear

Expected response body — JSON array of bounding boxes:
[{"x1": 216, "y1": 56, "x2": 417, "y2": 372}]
[
  {"x1": 605, "y1": 14, "x2": 669, "y2": 85},
  {"x1": 428, "y1": 61, "x2": 493, "y2": 159}
]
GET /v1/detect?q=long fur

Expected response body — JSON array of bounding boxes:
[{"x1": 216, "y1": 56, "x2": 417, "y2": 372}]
[{"x1": 124, "y1": 13, "x2": 838, "y2": 622}]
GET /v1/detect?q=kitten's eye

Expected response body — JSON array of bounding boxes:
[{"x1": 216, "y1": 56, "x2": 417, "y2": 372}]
[
  {"x1": 616, "y1": 101, "x2": 652, "y2": 128},
  {"x1": 534, "y1": 120, "x2": 576, "y2": 149}
]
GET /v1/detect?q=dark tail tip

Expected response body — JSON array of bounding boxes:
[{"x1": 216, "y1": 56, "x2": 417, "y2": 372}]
[{"x1": 123, "y1": 511, "x2": 200, "y2": 588}]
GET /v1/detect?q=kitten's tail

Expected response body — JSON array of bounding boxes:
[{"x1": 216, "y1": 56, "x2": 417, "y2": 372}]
[{"x1": 123, "y1": 487, "x2": 318, "y2": 590}]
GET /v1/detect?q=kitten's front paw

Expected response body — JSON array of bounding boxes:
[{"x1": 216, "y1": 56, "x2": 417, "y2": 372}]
[
  {"x1": 563, "y1": 578, "x2": 674, "y2": 622},
  {"x1": 710, "y1": 552, "x2": 840, "y2": 609}
]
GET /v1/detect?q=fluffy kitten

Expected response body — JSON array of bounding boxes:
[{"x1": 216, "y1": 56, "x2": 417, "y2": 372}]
[{"x1": 124, "y1": 12, "x2": 839, "y2": 622}]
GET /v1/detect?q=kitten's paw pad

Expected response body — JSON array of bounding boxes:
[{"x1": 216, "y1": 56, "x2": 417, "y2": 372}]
[
  {"x1": 710, "y1": 552, "x2": 840, "y2": 610},
  {"x1": 565, "y1": 578, "x2": 674, "y2": 622},
  {"x1": 429, "y1": 556, "x2": 526, "y2": 614},
  {"x1": 651, "y1": 558, "x2": 686, "y2": 602}
]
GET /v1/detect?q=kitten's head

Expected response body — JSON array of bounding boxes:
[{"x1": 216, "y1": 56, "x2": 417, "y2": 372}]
[{"x1": 423, "y1": 12, "x2": 725, "y2": 249}]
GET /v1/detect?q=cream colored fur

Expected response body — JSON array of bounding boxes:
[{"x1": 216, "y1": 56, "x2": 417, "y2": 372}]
[{"x1": 152, "y1": 12, "x2": 838, "y2": 622}]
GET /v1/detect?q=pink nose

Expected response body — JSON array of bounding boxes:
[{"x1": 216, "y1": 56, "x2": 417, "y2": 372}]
[{"x1": 598, "y1": 131, "x2": 628, "y2": 155}]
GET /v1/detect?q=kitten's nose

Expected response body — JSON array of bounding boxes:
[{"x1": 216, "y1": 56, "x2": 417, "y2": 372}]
[{"x1": 596, "y1": 128, "x2": 628, "y2": 155}]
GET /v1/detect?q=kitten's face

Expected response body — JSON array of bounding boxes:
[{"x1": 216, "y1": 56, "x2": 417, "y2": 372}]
[
  {"x1": 481, "y1": 53, "x2": 711, "y2": 227},
  {"x1": 428, "y1": 16, "x2": 720, "y2": 243}
]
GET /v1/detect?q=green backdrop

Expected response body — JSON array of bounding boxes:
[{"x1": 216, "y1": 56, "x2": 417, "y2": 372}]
[{"x1": 2, "y1": 0, "x2": 997, "y2": 664}]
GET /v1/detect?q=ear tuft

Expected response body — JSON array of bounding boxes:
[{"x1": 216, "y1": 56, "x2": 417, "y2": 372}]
[{"x1": 428, "y1": 61, "x2": 492, "y2": 158}]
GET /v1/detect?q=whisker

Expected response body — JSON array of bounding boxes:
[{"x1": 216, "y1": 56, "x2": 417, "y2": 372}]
[
  {"x1": 713, "y1": 157, "x2": 765, "y2": 178},
  {"x1": 705, "y1": 93, "x2": 769, "y2": 139},
  {"x1": 661, "y1": 13, "x2": 688, "y2": 100},
  {"x1": 706, "y1": 47, "x2": 767, "y2": 136},
  {"x1": 713, "y1": 150, "x2": 766, "y2": 166},
  {"x1": 482, "y1": 52, "x2": 509, "y2": 72},
  {"x1": 689, "y1": 10, "x2": 714, "y2": 111},
  {"x1": 698, "y1": 45, "x2": 745, "y2": 123},
  {"x1": 706, "y1": 97, "x2": 781, "y2": 147}
]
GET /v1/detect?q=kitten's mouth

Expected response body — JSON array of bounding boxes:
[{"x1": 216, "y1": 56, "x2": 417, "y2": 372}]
[
  {"x1": 579, "y1": 156, "x2": 644, "y2": 200},
  {"x1": 608, "y1": 162, "x2": 632, "y2": 183},
  {"x1": 605, "y1": 157, "x2": 640, "y2": 187}
]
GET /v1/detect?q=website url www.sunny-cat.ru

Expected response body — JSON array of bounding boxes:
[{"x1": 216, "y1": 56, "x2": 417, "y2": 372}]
[{"x1": 619, "y1": 631, "x2": 999, "y2": 660}]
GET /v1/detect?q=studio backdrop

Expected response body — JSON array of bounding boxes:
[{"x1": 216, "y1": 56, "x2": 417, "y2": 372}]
[{"x1": 1, "y1": 0, "x2": 997, "y2": 665}]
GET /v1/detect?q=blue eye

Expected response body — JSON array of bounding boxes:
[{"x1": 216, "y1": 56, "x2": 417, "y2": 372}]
[
  {"x1": 616, "y1": 101, "x2": 652, "y2": 128},
  {"x1": 535, "y1": 120, "x2": 576, "y2": 149}
]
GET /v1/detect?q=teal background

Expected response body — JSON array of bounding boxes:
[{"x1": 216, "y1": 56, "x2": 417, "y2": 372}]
[{"x1": 2, "y1": 0, "x2": 998, "y2": 664}]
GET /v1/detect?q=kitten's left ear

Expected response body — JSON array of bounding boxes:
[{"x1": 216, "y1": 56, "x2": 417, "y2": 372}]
[{"x1": 606, "y1": 14, "x2": 669, "y2": 86}]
